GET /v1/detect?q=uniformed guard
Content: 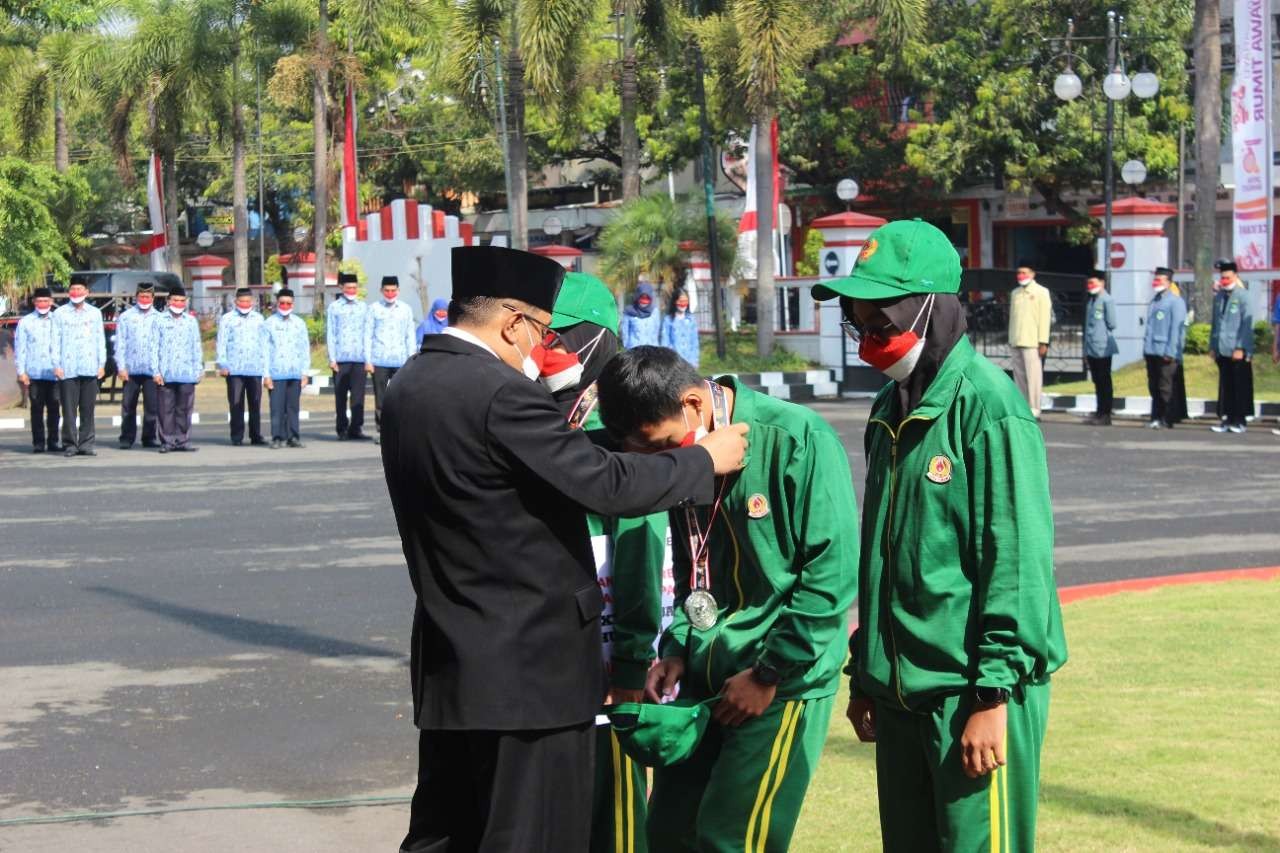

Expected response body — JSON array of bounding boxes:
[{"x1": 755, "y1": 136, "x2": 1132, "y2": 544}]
[
  {"x1": 114, "y1": 281, "x2": 161, "y2": 448},
  {"x1": 813, "y1": 219, "x2": 1067, "y2": 853},
  {"x1": 52, "y1": 275, "x2": 106, "y2": 456},
  {"x1": 1081, "y1": 271, "x2": 1117, "y2": 426},
  {"x1": 327, "y1": 271, "x2": 369, "y2": 440},
  {"x1": 1142, "y1": 267, "x2": 1186, "y2": 430},
  {"x1": 542, "y1": 273, "x2": 675, "y2": 853},
  {"x1": 14, "y1": 286, "x2": 61, "y2": 453},
  {"x1": 363, "y1": 275, "x2": 415, "y2": 444},
  {"x1": 383, "y1": 246, "x2": 747, "y2": 853},
  {"x1": 151, "y1": 285, "x2": 203, "y2": 453},
  {"x1": 216, "y1": 286, "x2": 268, "y2": 446},
  {"x1": 1210, "y1": 260, "x2": 1253, "y2": 434},
  {"x1": 596, "y1": 345, "x2": 859, "y2": 853},
  {"x1": 262, "y1": 288, "x2": 310, "y2": 448}
]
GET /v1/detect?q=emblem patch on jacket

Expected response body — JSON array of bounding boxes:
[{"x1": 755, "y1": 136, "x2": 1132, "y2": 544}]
[
  {"x1": 926, "y1": 455, "x2": 953, "y2": 484},
  {"x1": 746, "y1": 494, "x2": 770, "y2": 518}
]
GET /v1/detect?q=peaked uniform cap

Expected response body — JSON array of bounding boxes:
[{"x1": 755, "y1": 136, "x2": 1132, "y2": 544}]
[
  {"x1": 550, "y1": 272, "x2": 620, "y2": 333},
  {"x1": 812, "y1": 219, "x2": 962, "y2": 302}
]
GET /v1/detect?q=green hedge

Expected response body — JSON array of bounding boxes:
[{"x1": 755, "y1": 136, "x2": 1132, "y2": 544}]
[
  {"x1": 305, "y1": 314, "x2": 325, "y2": 345},
  {"x1": 1184, "y1": 321, "x2": 1274, "y2": 354}
]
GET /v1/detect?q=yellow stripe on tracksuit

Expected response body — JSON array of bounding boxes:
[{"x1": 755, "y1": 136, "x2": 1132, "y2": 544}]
[
  {"x1": 744, "y1": 700, "x2": 803, "y2": 853},
  {"x1": 610, "y1": 731, "x2": 637, "y2": 853},
  {"x1": 989, "y1": 733, "x2": 1009, "y2": 853}
]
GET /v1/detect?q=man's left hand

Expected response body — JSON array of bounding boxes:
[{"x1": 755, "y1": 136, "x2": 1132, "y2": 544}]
[
  {"x1": 96, "y1": 368, "x2": 105, "y2": 380},
  {"x1": 714, "y1": 669, "x2": 776, "y2": 728},
  {"x1": 1038, "y1": 344, "x2": 1049, "y2": 359},
  {"x1": 960, "y1": 703, "x2": 1008, "y2": 779},
  {"x1": 1233, "y1": 348, "x2": 1245, "y2": 361},
  {"x1": 301, "y1": 374, "x2": 309, "y2": 387}
]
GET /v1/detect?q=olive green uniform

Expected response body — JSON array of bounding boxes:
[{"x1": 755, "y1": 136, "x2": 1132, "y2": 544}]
[
  {"x1": 647, "y1": 378, "x2": 859, "y2": 852},
  {"x1": 850, "y1": 337, "x2": 1068, "y2": 852}
]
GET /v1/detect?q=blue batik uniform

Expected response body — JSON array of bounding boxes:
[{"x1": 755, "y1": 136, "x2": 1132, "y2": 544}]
[
  {"x1": 327, "y1": 296, "x2": 369, "y2": 364},
  {"x1": 114, "y1": 305, "x2": 160, "y2": 376},
  {"x1": 364, "y1": 300, "x2": 416, "y2": 368},
  {"x1": 217, "y1": 310, "x2": 266, "y2": 376},
  {"x1": 152, "y1": 311, "x2": 204, "y2": 383},
  {"x1": 15, "y1": 311, "x2": 58, "y2": 381},
  {"x1": 262, "y1": 312, "x2": 310, "y2": 380},
  {"x1": 52, "y1": 302, "x2": 106, "y2": 378},
  {"x1": 660, "y1": 311, "x2": 701, "y2": 368}
]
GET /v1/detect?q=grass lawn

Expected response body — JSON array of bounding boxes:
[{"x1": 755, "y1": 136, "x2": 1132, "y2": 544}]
[
  {"x1": 700, "y1": 329, "x2": 817, "y2": 375},
  {"x1": 1047, "y1": 354, "x2": 1280, "y2": 401},
  {"x1": 790, "y1": 579, "x2": 1280, "y2": 852}
]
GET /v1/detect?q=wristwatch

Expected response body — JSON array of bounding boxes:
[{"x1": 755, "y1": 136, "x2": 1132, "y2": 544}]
[
  {"x1": 974, "y1": 686, "x2": 1010, "y2": 705},
  {"x1": 750, "y1": 661, "x2": 782, "y2": 687}
]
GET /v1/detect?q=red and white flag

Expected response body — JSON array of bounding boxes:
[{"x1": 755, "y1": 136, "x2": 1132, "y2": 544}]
[
  {"x1": 140, "y1": 152, "x2": 167, "y2": 272},
  {"x1": 340, "y1": 79, "x2": 366, "y2": 239},
  {"x1": 737, "y1": 120, "x2": 784, "y2": 278}
]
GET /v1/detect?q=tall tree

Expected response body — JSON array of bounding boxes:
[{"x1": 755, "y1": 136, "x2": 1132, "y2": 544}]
[
  {"x1": 1192, "y1": 0, "x2": 1220, "y2": 317},
  {"x1": 313, "y1": 0, "x2": 330, "y2": 305}
]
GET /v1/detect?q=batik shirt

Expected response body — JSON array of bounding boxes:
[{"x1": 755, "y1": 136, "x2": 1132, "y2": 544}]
[
  {"x1": 152, "y1": 311, "x2": 204, "y2": 383},
  {"x1": 217, "y1": 309, "x2": 266, "y2": 377},
  {"x1": 114, "y1": 305, "x2": 160, "y2": 375},
  {"x1": 261, "y1": 312, "x2": 311, "y2": 380},
  {"x1": 15, "y1": 310, "x2": 58, "y2": 381},
  {"x1": 326, "y1": 296, "x2": 369, "y2": 364},
  {"x1": 52, "y1": 302, "x2": 106, "y2": 378},
  {"x1": 364, "y1": 300, "x2": 416, "y2": 368}
]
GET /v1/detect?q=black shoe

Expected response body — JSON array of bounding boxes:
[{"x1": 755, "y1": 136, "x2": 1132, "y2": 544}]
[
  {"x1": 270, "y1": 439, "x2": 283, "y2": 449},
  {"x1": 232, "y1": 439, "x2": 243, "y2": 447},
  {"x1": 118, "y1": 440, "x2": 133, "y2": 449},
  {"x1": 64, "y1": 447, "x2": 77, "y2": 458},
  {"x1": 337, "y1": 432, "x2": 350, "y2": 441},
  {"x1": 287, "y1": 438, "x2": 303, "y2": 448},
  {"x1": 78, "y1": 449, "x2": 96, "y2": 457},
  {"x1": 141, "y1": 441, "x2": 159, "y2": 448},
  {"x1": 32, "y1": 446, "x2": 46, "y2": 454},
  {"x1": 47, "y1": 444, "x2": 63, "y2": 452},
  {"x1": 159, "y1": 445, "x2": 170, "y2": 454},
  {"x1": 179, "y1": 446, "x2": 198, "y2": 453},
  {"x1": 348, "y1": 431, "x2": 368, "y2": 441},
  {"x1": 250, "y1": 438, "x2": 268, "y2": 446}
]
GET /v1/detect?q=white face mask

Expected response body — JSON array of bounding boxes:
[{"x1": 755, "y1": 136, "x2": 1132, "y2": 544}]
[
  {"x1": 278, "y1": 308, "x2": 293, "y2": 318},
  {"x1": 169, "y1": 304, "x2": 186, "y2": 315},
  {"x1": 514, "y1": 319, "x2": 541, "y2": 381},
  {"x1": 35, "y1": 305, "x2": 51, "y2": 315},
  {"x1": 236, "y1": 305, "x2": 252, "y2": 315},
  {"x1": 343, "y1": 291, "x2": 357, "y2": 301},
  {"x1": 69, "y1": 294, "x2": 87, "y2": 305},
  {"x1": 383, "y1": 294, "x2": 397, "y2": 304}
]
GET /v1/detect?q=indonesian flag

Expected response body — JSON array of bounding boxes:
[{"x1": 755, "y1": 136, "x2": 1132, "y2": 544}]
[
  {"x1": 140, "y1": 152, "x2": 167, "y2": 271},
  {"x1": 340, "y1": 79, "x2": 366, "y2": 239},
  {"x1": 737, "y1": 120, "x2": 783, "y2": 279}
]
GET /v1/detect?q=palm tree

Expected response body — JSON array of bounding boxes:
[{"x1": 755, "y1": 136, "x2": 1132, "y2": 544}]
[{"x1": 599, "y1": 192, "x2": 737, "y2": 294}]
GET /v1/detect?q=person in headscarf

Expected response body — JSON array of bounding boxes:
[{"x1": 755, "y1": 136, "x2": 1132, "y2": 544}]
[
  {"x1": 540, "y1": 272, "x2": 672, "y2": 853},
  {"x1": 620, "y1": 281, "x2": 662, "y2": 349},
  {"x1": 660, "y1": 288, "x2": 700, "y2": 368},
  {"x1": 812, "y1": 219, "x2": 1066, "y2": 853},
  {"x1": 416, "y1": 298, "x2": 450, "y2": 348}
]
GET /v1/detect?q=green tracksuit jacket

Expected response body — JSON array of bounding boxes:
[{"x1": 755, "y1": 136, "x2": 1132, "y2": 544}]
[
  {"x1": 850, "y1": 337, "x2": 1067, "y2": 710},
  {"x1": 659, "y1": 378, "x2": 859, "y2": 701}
]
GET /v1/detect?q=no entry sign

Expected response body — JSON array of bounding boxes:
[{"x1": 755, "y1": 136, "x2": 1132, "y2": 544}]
[{"x1": 1109, "y1": 242, "x2": 1126, "y2": 269}]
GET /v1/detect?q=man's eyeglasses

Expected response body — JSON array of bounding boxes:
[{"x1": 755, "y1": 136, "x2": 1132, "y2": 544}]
[
  {"x1": 840, "y1": 317, "x2": 897, "y2": 345},
  {"x1": 503, "y1": 304, "x2": 563, "y2": 350}
]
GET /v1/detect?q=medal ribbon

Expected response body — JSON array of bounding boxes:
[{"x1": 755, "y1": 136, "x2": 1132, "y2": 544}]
[
  {"x1": 567, "y1": 382, "x2": 600, "y2": 430},
  {"x1": 685, "y1": 382, "x2": 734, "y2": 594}
]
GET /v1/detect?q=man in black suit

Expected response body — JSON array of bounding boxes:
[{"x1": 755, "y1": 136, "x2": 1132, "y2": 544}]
[{"x1": 382, "y1": 246, "x2": 748, "y2": 853}]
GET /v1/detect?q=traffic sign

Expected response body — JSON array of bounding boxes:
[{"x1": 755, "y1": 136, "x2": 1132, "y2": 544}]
[
  {"x1": 823, "y1": 250, "x2": 840, "y2": 276},
  {"x1": 1109, "y1": 242, "x2": 1126, "y2": 269}
]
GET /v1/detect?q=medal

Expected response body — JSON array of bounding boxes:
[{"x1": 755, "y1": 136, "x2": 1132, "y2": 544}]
[{"x1": 684, "y1": 589, "x2": 718, "y2": 630}]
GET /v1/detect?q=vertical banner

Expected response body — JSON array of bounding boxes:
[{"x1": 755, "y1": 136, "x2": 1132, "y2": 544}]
[
  {"x1": 144, "y1": 152, "x2": 167, "y2": 273},
  {"x1": 736, "y1": 122, "x2": 783, "y2": 280},
  {"x1": 1230, "y1": 0, "x2": 1272, "y2": 270},
  {"x1": 340, "y1": 80, "x2": 361, "y2": 235}
]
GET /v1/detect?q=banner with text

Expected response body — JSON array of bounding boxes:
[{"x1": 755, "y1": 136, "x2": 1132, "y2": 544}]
[{"x1": 1230, "y1": 0, "x2": 1273, "y2": 270}]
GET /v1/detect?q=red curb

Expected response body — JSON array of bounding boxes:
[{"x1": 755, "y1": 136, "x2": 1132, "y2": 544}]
[{"x1": 1058, "y1": 565, "x2": 1280, "y2": 605}]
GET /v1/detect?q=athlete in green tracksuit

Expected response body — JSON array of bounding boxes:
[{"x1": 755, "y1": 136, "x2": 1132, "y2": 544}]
[
  {"x1": 545, "y1": 273, "x2": 674, "y2": 853},
  {"x1": 813, "y1": 219, "x2": 1068, "y2": 852},
  {"x1": 596, "y1": 346, "x2": 859, "y2": 853}
]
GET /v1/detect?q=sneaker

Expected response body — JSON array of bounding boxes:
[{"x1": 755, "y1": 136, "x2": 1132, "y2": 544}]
[
  {"x1": 270, "y1": 439, "x2": 283, "y2": 449},
  {"x1": 1271, "y1": 428, "x2": 1280, "y2": 437},
  {"x1": 177, "y1": 445, "x2": 198, "y2": 453},
  {"x1": 1146, "y1": 420, "x2": 1163, "y2": 429},
  {"x1": 64, "y1": 447, "x2": 77, "y2": 457},
  {"x1": 159, "y1": 445, "x2": 170, "y2": 454},
  {"x1": 1210, "y1": 424, "x2": 1230, "y2": 433},
  {"x1": 373, "y1": 435, "x2": 381, "y2": 445},
  {"x1": 1228, "y1": 424, "x2": 1247, "y2": 434},
  {"x1": 78, "y1": 449, "x2": 97, "y2": 456},
  {"x1": 287, "y1": 438, "x2": 303, "y2": 448},
  {"x1": 118, "y1": 440, "x2": 133, "y2": 449}
]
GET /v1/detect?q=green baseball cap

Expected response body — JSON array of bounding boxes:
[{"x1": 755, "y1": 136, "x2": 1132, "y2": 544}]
[
  {"x1": 550, "y1": 271, "x2": 619, "y2": 333},
  {"x1": 811, "y1": 218, "x2": 962, "y2": 302},
  {"x1": 608, "y1": 697, "x2": 716, "y2": 767}
]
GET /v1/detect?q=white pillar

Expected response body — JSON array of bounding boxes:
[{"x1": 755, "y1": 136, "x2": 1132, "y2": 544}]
[
  {"x1": 809, "y1": 212, "x2": 888, "y2": 369},
  {"x1": 1090, "y1": 198, "x2": 1176, "y2": 368}
]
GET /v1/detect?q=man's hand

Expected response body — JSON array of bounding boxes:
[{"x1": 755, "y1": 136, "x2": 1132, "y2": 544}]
[
  {"x1": 960, "y1": 703, "x2": 1008, "y2": 779},
  {"x1": 846, "y1": 696, "x2": 877, "y2": 742},
  {"x1": 18, "y1": 373, "x2": 30, "y2": 387},
  {"x1": 53, "y1": 368, "x2": 64, "y2": 380},
  {"x1": 1233, "y1": 348, "x2": 1245, "y2": 361},
  {"x1": 1163, "y1": 356, "x2": 1173, "y2": 364},
  {"x1": 118, "y1": 369, "x2": 130, "y2": 382},
  {"x1": 218, "y1": 368, "x2": 230, "y2": 377},
  {"x1": 713, "y1": 669, "x2": 776, "y2": 728},
  {"x1": 264, "y1": 377, "x2": 274, "y2": 391},
  {"x1": 644, "y1": 657, "x2": 685, "y2": 703},
  {"x1": 301, "y1": 374, "x2": 309, "y2": 388},
  {"x1": 606, "y1": 687, "x2": 645, "y2": 706},
  {"x1": 154, "y1": 374, "x2": 164, "y2": 386},
  {"x1": 329, "y1": 361, "x2": 338, "y2": 373},
  {"x1": 365, "y1": 362, "x2": 374, "y2": 374},
  {"x1": 697, "y1": 422, "x2": 749, "y2": 475},
  {"x1": 96, "y1": 368, "x2": 105, "y2": 380},
  {"x1": 1038, "y1": 343, "x2": 1049, "y2": 359}
]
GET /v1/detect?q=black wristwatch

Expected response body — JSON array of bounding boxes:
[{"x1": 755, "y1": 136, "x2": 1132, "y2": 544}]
[
  {"x1": 974, "y1": 686, "x2": 1010, "y2": 705},
  {"x1": 751, "y1": 661, "x2": 782, "y2": 687}
]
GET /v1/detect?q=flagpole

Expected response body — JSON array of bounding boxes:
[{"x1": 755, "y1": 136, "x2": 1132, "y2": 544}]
[{"x1": 257, "y1": 56, "x2": 266, "y2": 288}]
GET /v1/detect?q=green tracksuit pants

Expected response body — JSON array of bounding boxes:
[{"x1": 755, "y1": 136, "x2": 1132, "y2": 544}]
[
  {"x1": 592, "y1": 724, "x2": 650, "y2": 853},
  {"x1": 646, "y1": 694, "x2": 833, "y2": 853},
  {"x1": 873, "y1": 682, "x2": 1050, "y2": 853}
]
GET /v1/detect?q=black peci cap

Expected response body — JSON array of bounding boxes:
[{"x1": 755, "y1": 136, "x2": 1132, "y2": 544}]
[
  {"x1": 136, "y1": 281, "x2": 155, "y2": 293},
  {"x1": 381, "y1": 275, "x2": 400, "y2": 287},
  {"x1": 32, "y1": 286, "x2": 52, "y2": 299},
  {"x1": 167, "y1": 284, "x2": 186, "y2": 298},
  {"x1": 450, "y1": 246, "x2": 565, "y2": 314},
  {"x1": 1154, "y1": 266, "x2": 1174, "y2": 278},
  {"x1": 1214, "y1": 258, "x2": 1237, "y2": 272},
  {"x1": 1088, "y1": 270, "x2": 1106, "y2": 280},
  {"x1": 277, "y1": 288, "x2": 294, "y2": 300},
  {"x1": 235, "y1": 287, "x2": 252, "y2": 298},
  {"x1": 338, "y1": 272, "x2": 358, "y2": 285}
]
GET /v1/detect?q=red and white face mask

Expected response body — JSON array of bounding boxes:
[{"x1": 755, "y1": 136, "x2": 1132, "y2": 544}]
[
  {"x1": 859, "y1": 295, "x2": 934, "y2": 383},
  {"x1": 1086, "y1": 280, "x2": 1104, "y2": 295}
]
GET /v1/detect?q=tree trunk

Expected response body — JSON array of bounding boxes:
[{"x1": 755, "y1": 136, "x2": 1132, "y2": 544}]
[
  {"x1": 312, "y1": 0, "x2": 330, "y2": 311},
  {"x1": 507, "y1": 15, "x2": 528, "y2": 251},
  {"x1": 619, "y1": 8, "x2": 640, "y2": 202},
  {"x1": 163, "y1": 150, "x2": 182, "y2": 273},
  {"x1": 53, "y1": 85, "x2": 69, "y2": 174},
  {"x1": 1192, "y1": 0, "x2": 1221, "y2": 320},
  {"x1": 231, "y1": 47, "x2": 249, "y2": 288},
  {"x1": 754, "y1": 112, "x2": 775, "y2": 357}
]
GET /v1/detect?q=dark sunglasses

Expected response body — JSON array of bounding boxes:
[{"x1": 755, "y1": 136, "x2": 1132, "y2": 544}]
[{"x1": 840, "y1": 316, "x2": 897, "y2": 345}]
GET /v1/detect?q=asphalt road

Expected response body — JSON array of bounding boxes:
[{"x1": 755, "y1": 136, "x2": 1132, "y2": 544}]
[{"x1": 1, "y1": 402, "x2": 1277, "y2": 847}]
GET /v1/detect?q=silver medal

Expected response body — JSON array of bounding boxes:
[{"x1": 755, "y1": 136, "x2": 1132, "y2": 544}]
[{"x1": 684, "y1": 589, "x2": 719, "y2": 630}]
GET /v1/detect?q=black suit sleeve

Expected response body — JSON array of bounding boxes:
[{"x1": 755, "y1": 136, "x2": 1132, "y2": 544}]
[{"x1": 486, "y1": 377, "x2": 715, "y2": 514}]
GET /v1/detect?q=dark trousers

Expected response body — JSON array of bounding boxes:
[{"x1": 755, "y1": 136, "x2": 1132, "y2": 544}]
[
  {"x1": 401, "y1": 723, "x2": 594, "y2": 853},
  {"x1": 28, "y1": 379, "x2": 61, "y2": 449},
  {"x1": 333, "y1": 362, "x2": 367, "y2": 436},
  {"x1": 157, "y1": 382, "x2": 196, "y2": 449},
  {"x1": 268, "y1": 379, "x2": 302, "y2": 441},
  {"x1": 226, "y1": 375, "x2": 264, "y2": 442},
  {"x1": 1216, "y1": 356, "x2": 1252, "y2": 426},
  {"x1": 119, "y1": 374, "x2": 159, "y2": 446},
  {"x1": 372, "y1": 365, "x2": 399, "y2": 432},
  {"x1": 59, "y1": 376, "x2": 98, "y2": 452},
  {"x1": 1145, "y1": 355, "x2": 1176, "y2": 423},
  {"x1": 1087, "y1": 356, "x2": 1113, "y2": 416}
]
